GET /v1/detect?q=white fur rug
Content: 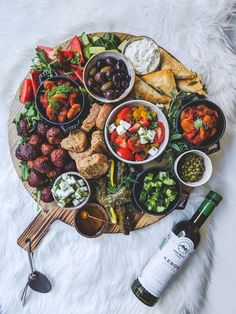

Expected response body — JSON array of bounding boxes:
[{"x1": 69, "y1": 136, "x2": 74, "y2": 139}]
[{"x1": 0, "y1": 1, "x2": 236, "y2": 313}]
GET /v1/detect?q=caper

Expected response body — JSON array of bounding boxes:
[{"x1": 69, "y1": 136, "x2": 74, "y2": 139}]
[
  {"x1": 89, "y1": 67, "x2": 97, "y2": 77},
  {"x1": 101, "y1": 81, "x2": 113, "y2": 92}
]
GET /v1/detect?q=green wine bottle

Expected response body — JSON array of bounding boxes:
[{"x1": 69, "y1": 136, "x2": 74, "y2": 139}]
[{"x1": 131, "y1": 191, "x2": 222, "y2": 307}]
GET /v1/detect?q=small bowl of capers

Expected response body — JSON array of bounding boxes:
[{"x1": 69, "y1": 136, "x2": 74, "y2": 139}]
[
  {"x1": 83, "y1": 50, "x2": 135, "y2": 103},
  {"x1": 174, "y1": 150, "x2": 213, "y2": 187}
]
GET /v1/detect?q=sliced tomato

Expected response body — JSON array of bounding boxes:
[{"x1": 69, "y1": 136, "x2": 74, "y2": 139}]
[
  {"x1": 110, "y1": 130, "x2": 118, "y2": 142},
  {"x1": 154, "y1": 122, "x2": 165, "y2": 143},
  {"x1": 30, "y1": 70, "x2": 40, "y2": 96},
  {"x1": 127, "y1": 137, "x2": 140, "y2": 152},
  {"x1": 69, "y1": 36, "x2": 85, "y2": 65},
  {"x1": 115, "y1": 147, "x2": 134, "y2": 161},
  {"x1": 140, "y1": 118, "x2": 150, "y2": 127},
  {"x1": 128, "y1": 123, "x2": 140, "y2": 133},
  {"x1": 135, "y1": 152, "x2": 146, "y2": 161},
  {"x1": 117, "y1": 107, "x2": 132, "y2": 122},
  {"x1": 70, "y1": 65, "x2": 84, "y2": 84},
  {"x1": 20, "y1": 79, "x2": 33, "y2": 104},
  {"x1": 115, "y1": 134, "x2": 127, "y2": 148},
  {"x1": 37, "y1": 46, "x2": 56, "y2": 60}
]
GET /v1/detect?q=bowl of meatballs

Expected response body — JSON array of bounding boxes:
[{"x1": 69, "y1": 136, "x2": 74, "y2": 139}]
[
  {"x1": 15, "y1": 121, "x2": 77, "y2": 204},
  {"x1": 83, "y1": 50, "x2": 135, "y2": 103}
]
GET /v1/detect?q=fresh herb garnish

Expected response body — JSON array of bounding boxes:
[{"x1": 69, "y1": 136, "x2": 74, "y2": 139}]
[
  {"x1": 19, "y1": 162, "x2": 30, "y2": 181},
  {"x1": 47, "y1": 84, "x2": 77, "y2": 97}
]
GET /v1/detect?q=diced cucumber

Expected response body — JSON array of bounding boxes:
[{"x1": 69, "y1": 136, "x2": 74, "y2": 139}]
[
  {"x1": 89, "y1": 46, "x2": 106, "y2": 54},
  {"x1": 118, "y1": 40, "x2": 128, "y2": 52},
  {"x1": 81, "y1": 32, "x2": 90, "y2": 46},
  {"x1": 83, "y1": 45, "x2": 91, "y2": 60},
  {"x1": 156, "y1": 206, "x2": 165, "y2": 213},
  {"x1": 92, "y1": 35, "x2": 99, "y2": 43}
]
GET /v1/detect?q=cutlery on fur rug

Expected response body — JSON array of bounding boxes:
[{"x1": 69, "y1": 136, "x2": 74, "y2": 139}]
[{"x1": 21, "y1": 241, "x2": 52, "y2": 306}]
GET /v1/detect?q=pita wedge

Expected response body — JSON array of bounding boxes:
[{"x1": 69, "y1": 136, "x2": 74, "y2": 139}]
[
  {"x1": 176, "y1": 75, "x2": 207, "y2": 97},
  {"x1": 160, "y1": 48, "x2": 196, "y2": 79},
  {"x1": 141, "y1": 69, "x2": 177, "y2": 97},
  {"x1": 133, "y1": 76, "x2": 171, "y2": 105}
]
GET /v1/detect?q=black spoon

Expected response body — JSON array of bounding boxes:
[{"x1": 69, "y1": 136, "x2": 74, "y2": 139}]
[{"x1": 21, "y1": 241, "x2": 52, "y2": 306}]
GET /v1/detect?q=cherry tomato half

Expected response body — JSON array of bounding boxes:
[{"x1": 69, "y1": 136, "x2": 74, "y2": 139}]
[
  {"x1": 114, "y1": 134, "x2": 127, "y2": 148},
  {"x1": 115, "y1": 147, "x2": 134, "y2": 161},
  {"x1": 117, "y1": 107, "x2": 132, "y2": 122},
  {"x1": 127, "y1": 138, "x2": 141, "y2": 152},
  {"x1": 140, "y1": 118, "x2": 150, "y2": 127},
  {"x1": 110, "y1": 130, "x2": 118, "y2": 142},
  {"x1": 128, "y1": 123, "x2": 140, "y2": 133}
]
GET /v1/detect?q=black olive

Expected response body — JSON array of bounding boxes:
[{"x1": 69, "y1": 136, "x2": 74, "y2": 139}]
[
  {"x1": 112, "y1": 74, "x2": 121, "y2": 88},
  {"x1": 94, "y1": 72, "x2": 106, "y2": 83},
  {"x1": 106, "y1": 70, "x2": 114, "y2": 78},
  {"x1": 106, "y1": 57, "x2": 117, "y2": 66},
  {"x1": 121, "y1": 80, "x2": 129, "y2": 89},
  {"x1": 96, "y1": 59, "x2": 106, "y2": 70},
  {"x1": 93, "y1": 84, "x2": 102, "y2": 95},
  {"x1": 105, "y1": 89, "x2": 116, "y2": 100},
  {"x1": 115, "y1": 59, "x2": 126, "y2": 71},
  {"x1": 87, "y1": 77, "x2": 95, "y2": 88},
  {"x1": 117, "y1": 72, "x2": 126, "y2": 79},
  {"x1": 125, "y1": 74, "x2": 131, "y2": 81}
]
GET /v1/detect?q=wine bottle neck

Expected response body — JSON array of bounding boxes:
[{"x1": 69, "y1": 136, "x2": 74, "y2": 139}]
[{"x1": 190, "y1": 191, "x2": 222, "y2": 229}]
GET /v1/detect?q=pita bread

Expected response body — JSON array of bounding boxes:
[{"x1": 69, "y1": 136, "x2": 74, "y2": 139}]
[
  {"x1": 141, "y1": 69, "x2": 177, "y2": 96},
  {"x1": 132, "y1": 76, "x2": 171, "y2": 105},
  {"x1": 176, "y1": 75, "x2": 207, "y2": 97},
  {"x1": 160, "y1": 48, "x2": 196, "y2": 79}
]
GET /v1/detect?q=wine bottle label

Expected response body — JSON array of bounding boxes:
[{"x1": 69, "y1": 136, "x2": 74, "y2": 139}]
[{"x1": 138, "y1": 232, "x2": 194, "y2": 298}]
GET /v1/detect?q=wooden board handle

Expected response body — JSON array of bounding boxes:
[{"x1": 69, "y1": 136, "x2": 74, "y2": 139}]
[{"x1": 17, "y1": 209, "x2": 59, "y2": 252}]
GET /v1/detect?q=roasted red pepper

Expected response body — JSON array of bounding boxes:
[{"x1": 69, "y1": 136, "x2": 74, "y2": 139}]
[
  {"x1": 69, "y1": 36, "x2": 85, "y2": 65},
  {"x1": 115, "y1": 147, "x2": 134, "y2": 161},
  {"x1": 19, "y1": 79, "x2": 33, "y2": 104},
  {"x1": 30, "y1": 70, "x2": 40, "y2": 96}
]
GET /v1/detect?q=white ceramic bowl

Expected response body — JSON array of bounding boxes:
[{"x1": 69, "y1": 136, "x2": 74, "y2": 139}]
[
  {"x1": 104, "y1": 100, "x2": 170, "y2": 165},
  {"x1": 174, "y1": 150, "x2": 213, "y2": 187},
  {"x1": 52, "y1": 171, "x2": 91, "y2": 210},
  {"x1": 83, "y1": 50, "x2": 135, "y2": 103},
  {"x1": 123, "y1": 36, "x2": 161, "y2": 75}
]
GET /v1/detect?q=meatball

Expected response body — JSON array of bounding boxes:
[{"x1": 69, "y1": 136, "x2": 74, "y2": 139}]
[
  {"x1": 37, "y1": 121, "x2": 49, "y2": 136},
  {"x1": 15, "y1": 144, "x2": 39, "y2": 161},
  {"x1": 46, "y1": 126, "x2": 64, "y2": 144},
  {"x1": 17, "y1": 119, "x2": 29, "y2": 137},
  {"x1": 33, "y1": 156, "x2": 51, "y2": 174},
  {"x1": 64, "y1": 160, "x2": 77, "y2": 172},
  {"x1": 41, "y1": 143, "x2": 54, "y2": 156},
  {"x1": 51, "y1": 148, "x2": 68, "y2": 168},
  {"x1": 46, "y1": 167, "x2": 61, "y2": 179},
  {"x1": 41, "y1": 185, "x2": 54, "y2": 203},
  {"x1": 28, "y1": 134, "x2": 42, "y2": 146},
  {"x1": 28, "y1": 171, "x2": 47, "y2": 187}
]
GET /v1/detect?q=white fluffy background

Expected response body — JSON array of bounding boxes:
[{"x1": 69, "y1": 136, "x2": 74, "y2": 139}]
[{"x1": 0, "y1": 1, "x2": 236, "y2": 313}]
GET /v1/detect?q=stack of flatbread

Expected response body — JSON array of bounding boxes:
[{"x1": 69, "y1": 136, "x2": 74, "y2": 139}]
[{"x1": 132, "y1": 48, "x2": 206, "y2": 111}]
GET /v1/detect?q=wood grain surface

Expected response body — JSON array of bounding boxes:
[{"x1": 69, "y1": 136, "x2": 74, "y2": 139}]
[{"x1": 9, "y1": 32, "x2": 177, "y2": 252}]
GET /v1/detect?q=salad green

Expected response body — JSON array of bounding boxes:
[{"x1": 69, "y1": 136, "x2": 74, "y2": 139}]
[{"x1": 139, "y1": 171, "x2": 177, "y2": 213}]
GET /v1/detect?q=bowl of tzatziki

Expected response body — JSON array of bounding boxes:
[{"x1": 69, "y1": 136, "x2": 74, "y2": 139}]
[{"x1": 123, "y1": 36, "x2": 161, "y2": 75}]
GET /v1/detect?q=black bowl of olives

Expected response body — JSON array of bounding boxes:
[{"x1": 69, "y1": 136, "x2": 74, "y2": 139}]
[{"x1": 83, "y1": 51, "x2": 135, "y2": 103}]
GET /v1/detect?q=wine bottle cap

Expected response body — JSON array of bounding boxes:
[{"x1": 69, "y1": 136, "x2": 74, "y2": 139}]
[{"x1": 206, "y1": 191, "x2": 223, "y2": 206}]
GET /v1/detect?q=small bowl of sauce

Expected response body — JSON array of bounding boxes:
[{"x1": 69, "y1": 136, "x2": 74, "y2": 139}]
[{"x1": 74, "y1": 203, "x2": 108, "y2": 238}]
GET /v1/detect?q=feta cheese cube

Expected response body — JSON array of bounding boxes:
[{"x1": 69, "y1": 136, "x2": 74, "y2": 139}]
[
  {"x1": 72, "y1": 199, "x2": 80, "y2": 206},
  {"x1": 138, "y1": 127, "x2": 146, "y2": 135},
  {"x1": 148, "y1": 147, "x2": 159, "y2": 156},
  {"x1": 147, "y1": 130, "x2": 155, "y2": 141},
  {"x1": 60, "y1": 186, "x2": 75, "y2": 199},
  {"x1": 78, "y1": 179, "x2": 85, "y2": 186},
  {"x1": 116, "y1": 125, "x2": 126, "y2": 135},
  {"x1": 66, "y1": 176, "x2": 76, "y2": 185},
  {"x1": 108, "y1": 123, "x2": 116, "y2": 134},
  {"x1": 59, "y1": 181, "x2": 69, "y2": 191},
  {"x1": 62, "y1": 173, "x2": 68, "y2": 180},
  {"x1": 120, "y1": 120, "x2": 131, "y2": 130},
  {"x1": 140, "y1": 136, "x2": 148, "y2": 144},
  {"x1": 80, "y1": 186, "x2": 88, "y2": 192}
]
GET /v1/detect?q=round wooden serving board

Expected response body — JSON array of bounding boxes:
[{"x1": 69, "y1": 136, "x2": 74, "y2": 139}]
[{"x1": 9, "y1": 32, "x2": 172, "y2": 252}]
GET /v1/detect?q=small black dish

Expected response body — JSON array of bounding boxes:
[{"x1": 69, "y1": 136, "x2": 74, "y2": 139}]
[
  {"x1": 133, "y1": 167, "x2": 187, "y2": 217},
  {"x1": 35, "y1": 76, "x2": 85, "y2": 133},
  {"x1": 176, "y1": 99, "x2": 226, "y2": 154}
]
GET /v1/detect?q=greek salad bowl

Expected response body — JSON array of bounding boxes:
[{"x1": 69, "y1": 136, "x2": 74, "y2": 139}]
[
  {"x1": 52, "y1": 172, "x2": 91, "y2": 209},
  {"x1": 104, "y1": 100, "x2": 169, "y2": 165}
]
